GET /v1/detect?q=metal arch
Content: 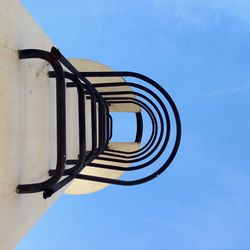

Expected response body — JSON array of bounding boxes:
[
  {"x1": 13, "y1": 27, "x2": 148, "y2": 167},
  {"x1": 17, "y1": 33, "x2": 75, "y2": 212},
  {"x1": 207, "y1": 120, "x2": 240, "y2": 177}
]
[
  {"x1": 101, "y1": 98, "x2": 158, "y2": 160},
  {"x1": 105, "y1": 98, "x2": 156, "y2": 155},
  {"x1": 97, "y1": 90, "x2": 168, "y2": 164},
  {"x1": 16, "y1": 46, "x2": 181, "y2": 197}
]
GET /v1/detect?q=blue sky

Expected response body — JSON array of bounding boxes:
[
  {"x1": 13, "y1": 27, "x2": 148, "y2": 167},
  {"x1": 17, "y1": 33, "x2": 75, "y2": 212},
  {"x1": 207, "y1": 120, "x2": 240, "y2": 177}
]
[{"x1": 17, "y1": 1, "x2": 250, "y2": 249}]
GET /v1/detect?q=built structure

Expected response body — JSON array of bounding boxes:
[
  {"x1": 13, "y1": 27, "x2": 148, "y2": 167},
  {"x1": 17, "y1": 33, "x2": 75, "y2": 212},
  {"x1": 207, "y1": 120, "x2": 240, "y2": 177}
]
[{"x1": 0, "y1": 1, "x2": 181, "y2": 249}]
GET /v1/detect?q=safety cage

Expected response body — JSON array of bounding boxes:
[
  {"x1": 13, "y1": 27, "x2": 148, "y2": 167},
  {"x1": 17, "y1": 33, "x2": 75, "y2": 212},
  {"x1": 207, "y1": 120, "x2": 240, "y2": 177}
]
[{"x1": 16, "y1": 47, "x2": 181, "y2": 199}]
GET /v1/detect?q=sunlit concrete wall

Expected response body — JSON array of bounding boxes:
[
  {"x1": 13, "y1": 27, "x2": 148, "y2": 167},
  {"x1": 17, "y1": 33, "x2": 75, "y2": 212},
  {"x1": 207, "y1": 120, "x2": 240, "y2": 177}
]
[{"x1": 0, "y1": 1, "x2": 65, "y2": 249}]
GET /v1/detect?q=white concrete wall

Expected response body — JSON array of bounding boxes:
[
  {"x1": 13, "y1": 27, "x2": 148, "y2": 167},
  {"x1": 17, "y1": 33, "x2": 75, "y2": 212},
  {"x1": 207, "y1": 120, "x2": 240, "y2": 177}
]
[{"x1": 0, "y1": 1, "x2": 64, "y2": 249}]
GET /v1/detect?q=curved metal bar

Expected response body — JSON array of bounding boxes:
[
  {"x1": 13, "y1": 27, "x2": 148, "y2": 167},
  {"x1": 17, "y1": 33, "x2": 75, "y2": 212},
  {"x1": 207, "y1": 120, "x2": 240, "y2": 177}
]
[
  {"x1": 104, "y1": 96, "x2": 158, "y2": 156},
  {"x1": 16, "y1": 48, "x2": 110, "y2": 197},
  {"x1": 48, "y1": 48, "x2": 110, "y2": 159},
  {"x1": 16, "y1": 48, "x2": 66, "y2": 197},
  {"x1": 101, "y1": 98, "x2": 157, "y2": 160},
  {"x1": 44, "y1": 73, "x2": 88, "y2": 197},
  {"x1": 96, "y1": 89, "x2": 168, "y2": 164},
  {"x1": 63, "y1": 72, "x2": 98, "y2": 163},
  {"x1": 108, "y1": 114, "x2": 113, "y2": 141},
  {"x1": 50, "y1": 84, "x2": 167, "y2": 175},
  {"x1": 75, "y1": 71, "x2": 181, "y2": 185},
  {"x1": 48, "y1": 72, "x2": 98, "y2": 177},
  {"x1": 55, "y1": 52, "x2": 110, "y2": 158},
  {"x1": 135, "y1": 112, "x2": 143, "y2": 143},
  {"x1": 62, "y1": 72, "x2": 110, "y2": 161},
  {"x1": 56, "y1": 96, "x2": 158, "y2": 174},
  {"x1": 48, "y1": 72, "x2": 111, "y2": 177},
  {"x1": 94, "y1": 82, "x2": 167, "y2": 155},
  {"x1": 64, "y1": 73, "x2": 110, "y2": 161},
  {"x1": 16, "y1": 47, "x2": 181, "y2": 195}
]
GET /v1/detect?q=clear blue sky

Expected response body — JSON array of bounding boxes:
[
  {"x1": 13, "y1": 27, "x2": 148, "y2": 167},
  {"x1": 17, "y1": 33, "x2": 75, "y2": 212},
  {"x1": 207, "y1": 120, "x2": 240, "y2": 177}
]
[{"x1": 17, "y1": 1, "x2": 250, "y2": 249}]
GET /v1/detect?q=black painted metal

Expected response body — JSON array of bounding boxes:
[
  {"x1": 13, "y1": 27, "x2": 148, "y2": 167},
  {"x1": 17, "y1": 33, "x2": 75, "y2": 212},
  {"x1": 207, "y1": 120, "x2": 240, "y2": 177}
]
[
  {"x1": 135, "y1": 112, "x2": 143, "y2": 143},
  {"x1": 108, "y1": 114, "x2": 113, "y2": 141},
  {"x1": 16, "y1": 46, "x2": 181, "y2": 198},
  {"x1": 17, "y1": 48, "x2": 66, "y2": 198},
  {"x1": 76, "y1": 72, "x2": 181, "y2": 185},
  {"x1": 105, "y1": 98, "x2": 156, "y2": 155},
  {"x1": 101, "y1": 98, "x2": 157, "y2": 160},
  {"x1": 97, "y1": 90, "x2": 168, "y2": 164}
]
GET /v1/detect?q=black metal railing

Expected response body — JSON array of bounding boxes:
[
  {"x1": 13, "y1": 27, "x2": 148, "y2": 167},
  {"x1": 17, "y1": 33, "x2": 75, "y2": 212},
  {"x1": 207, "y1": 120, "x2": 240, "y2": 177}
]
[{"x1": 16, "y1": 47, "x2": 181, "y2": 199}]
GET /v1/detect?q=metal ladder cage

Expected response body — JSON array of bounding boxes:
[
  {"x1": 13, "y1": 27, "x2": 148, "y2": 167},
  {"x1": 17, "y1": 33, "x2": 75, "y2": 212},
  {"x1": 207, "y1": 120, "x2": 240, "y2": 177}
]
[
  {"x1": 74, "y1": 71, "x2": 182, "y2": 186},
  {"x1": 16, "y1": 47, "x2": 181, "y2": 199},
  {"x1": 17, "y1": 47, "x2": 111, "y2": 198}
]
